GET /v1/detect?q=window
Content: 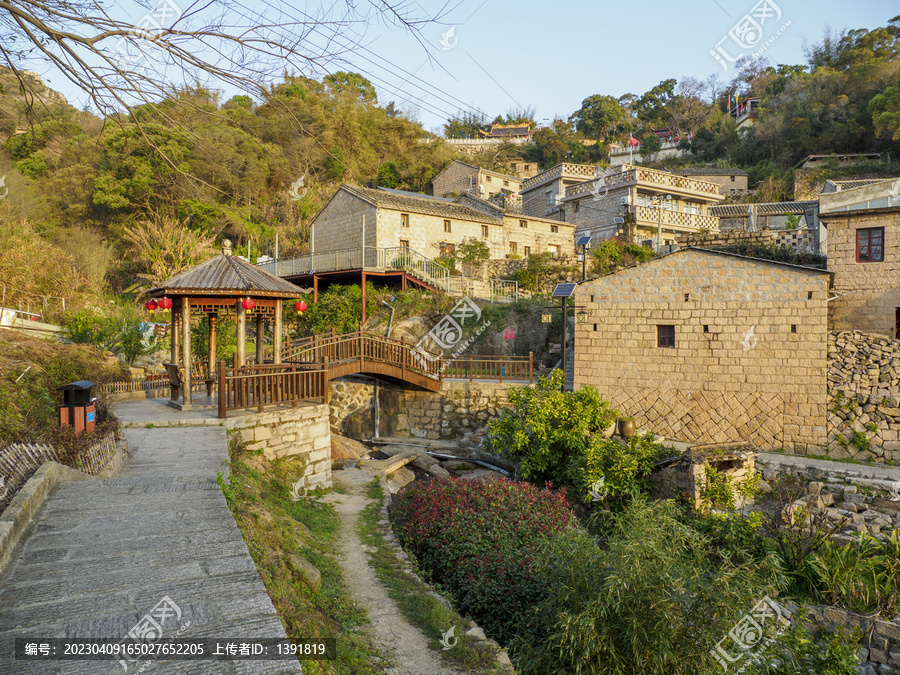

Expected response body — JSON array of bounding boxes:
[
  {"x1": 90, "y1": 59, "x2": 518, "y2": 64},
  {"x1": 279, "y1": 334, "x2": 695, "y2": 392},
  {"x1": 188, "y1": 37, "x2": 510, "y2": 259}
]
[
  {"x1": 524, "y1": 246, "x2": 531, "y2": 257},
  {"x1": 524, "y1": 164, "x2": 530, "y2": 171},
  {"x1": 399, "y1": 239, "x2": 410, "y2": 249},
  {"x1": 684, "y1": 203, "x2": 700, "y2": 215},
  {"x1": 791, "y1": 325, "x2": 797, "y2": 333},
  {"x1": 684, "y1": 293, "x2": 690, "y2": 302},
  {"x1": 657, "y1": 325, "x2": 675, "y2": 348},
  {"x1": 808, "y1": 291, "x2": 813, "y2": 300},
  {"x1": 401, "y1": 213, "x2": 409, "y2": 228},
  {"x1": 857, "y1": 227, "x2": 884, "y2": 262},
  {"x1": 485, "y1": 175, "x2": 492, "y2": 182},
  {"x1": 551, "y1": 224, "x2": 559, "y2": 233},
  {"x1": 503, "y1": 180, "x2": 509, "y2": 187},
  {"x1": 545, "y1": 188, "x2": 554, "y2": 207},
  {"x1": 444, "y1": 219, "x2": 452, "y2": 233},
  {"x1": 510, "y1": 242, "x2": 518, "y2": 254},
  {"x1": 703, "y1": 325, "x2": 709, "y2": 333},
  {"x1": 573, "y1": 202, "x2": 580, "y2": 213},
  {"x1": 481, "y1": 225, "x2": 489, "y2": 238},
  {"x1": 731, "y1": 175, "x2": 736, "y2": 182},
  {"x1": 549, "y1": 244, "x2": 560, "y2": 257},
  {"x1": 519, "y1": 220, "x2": 528, "y2": 228}
]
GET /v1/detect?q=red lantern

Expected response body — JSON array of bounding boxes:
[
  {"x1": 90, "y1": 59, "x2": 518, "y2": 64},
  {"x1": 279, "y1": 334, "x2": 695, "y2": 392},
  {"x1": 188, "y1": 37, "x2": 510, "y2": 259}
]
[
  {"x1": 294, "y1": 300, "x2": 307, "y2": 312},
  {"x1": 241, "y1": 297, "x2": 256, "y2": 310},
  {"x1": 157, "y1": 297, "x2": 173, "y2": 310},
  {"x1": 144, "y1": 299, "x2": 158, "y2": 311}
]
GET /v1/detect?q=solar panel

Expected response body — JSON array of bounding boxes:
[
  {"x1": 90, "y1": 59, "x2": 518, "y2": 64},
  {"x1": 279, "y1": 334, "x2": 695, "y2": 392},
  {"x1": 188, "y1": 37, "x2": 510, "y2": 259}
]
[
  {"x1": 613, "y1": 217, "x2": 625, "y2": 224},
  {"x1": 552, "y1": 283, "x2": 577, "y2": 298},
  {"x1": 576, "y1": 235, "x2": 592, "y2": 247}
]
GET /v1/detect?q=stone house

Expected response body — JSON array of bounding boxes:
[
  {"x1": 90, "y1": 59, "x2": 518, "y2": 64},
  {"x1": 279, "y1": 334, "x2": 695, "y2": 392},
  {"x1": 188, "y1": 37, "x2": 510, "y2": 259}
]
[
  {"x1": 521, "y1": 163, "x2": 596, "y2": 221},
  {"x1": 432, "y1": 160, "x2": 523, "y2": 200},
  {"x1": 820, "y1": 179, "x2": 900, "y2": 337},
  {"x1": 561, "y1": 165, "x2": 722, "y2": 249},
  {"x1": 573, "y1": 247, "x2": 833, "y2": 452},
  {"x1": 671, "y1": 168, "x2": 748, "y2": 196},
  {"x1": 311, "y1": 184, "x2": 574, "y2": 261}
]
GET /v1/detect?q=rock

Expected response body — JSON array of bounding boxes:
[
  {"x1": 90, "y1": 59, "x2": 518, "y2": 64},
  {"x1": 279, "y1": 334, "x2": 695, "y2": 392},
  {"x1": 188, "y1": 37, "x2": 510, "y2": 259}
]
[
  {"x1": 427, "y1": 464, "x2": 452, "y2": 479},
  {"x1": 841, "y1": 502, "x2": 859, "y2": 513},
  {"x1": 821, "y1": 492, "x2": 835, "y2": 507},
  {"x1": 757, "y1": 479, "x2": 773, "y2": 494},
  {"x1": 332, "y1": 435, "x2": 369, "y2": 460},
  {"x1": 466, "y1": 626, "x2": 487, "y2": 640},
  {"x1": 441, "y1": 460, "x2": 476, "y2": 471},
  {"x1": 844, "y1": 492, "x2": 866, "y2": 504},
  {"x1": 844, "y1": 485, "x2": 859, "y2": 494},
  {"x1": 497, "y1": 650, "x2": 512, "y2": 666},
  {"x1": 385, "y1": 466, "x2": 416, "y2": 493},
  {"x1": 808, "y1": 481, "x2": 823, "y2": 494},
  {"x1": 288, "y1": 555, "x2": 321, "y2": 594}
]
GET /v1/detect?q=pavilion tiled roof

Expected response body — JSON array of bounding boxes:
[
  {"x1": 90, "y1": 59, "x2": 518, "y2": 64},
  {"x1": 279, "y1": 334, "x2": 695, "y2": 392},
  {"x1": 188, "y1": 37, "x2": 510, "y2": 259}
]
[{"x1": 150, "y1": 249, "x2": 303, "y2": 297}]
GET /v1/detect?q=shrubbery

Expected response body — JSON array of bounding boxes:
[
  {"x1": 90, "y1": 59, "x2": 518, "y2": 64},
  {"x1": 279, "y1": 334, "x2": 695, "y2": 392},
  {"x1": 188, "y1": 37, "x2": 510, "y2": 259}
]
[
  {"x1": 394, "y1": 477, "x2": 576, "y2": 643},
  {"x1": 64, "y1": 306, "x2": 158, "y2": 364}
]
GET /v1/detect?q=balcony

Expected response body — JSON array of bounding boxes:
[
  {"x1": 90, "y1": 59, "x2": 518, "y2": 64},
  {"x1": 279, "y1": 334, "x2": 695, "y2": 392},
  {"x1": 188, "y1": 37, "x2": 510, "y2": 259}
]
[
  {"x1": 563, "y1": 167, "x2": 723, "y2": 201},
  {"x1": 633, "y1": 205, "x2": 718, "y2": 233},
  {"x1": 522, "y1": 163, "x2": 597, "y2": 191}
]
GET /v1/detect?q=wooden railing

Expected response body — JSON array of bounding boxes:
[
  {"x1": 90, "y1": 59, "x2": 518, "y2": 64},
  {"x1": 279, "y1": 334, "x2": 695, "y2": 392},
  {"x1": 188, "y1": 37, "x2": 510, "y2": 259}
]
[
  {"x1": 442, "y1": 353, "x2": 533, "y2": 383},
  {"x1": 217, "y1": 362, "x2": 326, "y2": 418}
]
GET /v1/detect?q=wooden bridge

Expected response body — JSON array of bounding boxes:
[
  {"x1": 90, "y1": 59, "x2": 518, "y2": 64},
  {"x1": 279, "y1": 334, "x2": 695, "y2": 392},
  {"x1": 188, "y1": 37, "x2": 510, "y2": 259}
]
[{"x1": 217, "y1": 330, "x2": 532, "y2": 418}]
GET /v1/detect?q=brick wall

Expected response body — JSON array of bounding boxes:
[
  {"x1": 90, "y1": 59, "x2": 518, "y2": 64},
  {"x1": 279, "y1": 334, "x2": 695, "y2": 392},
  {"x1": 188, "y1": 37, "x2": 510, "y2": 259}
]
[
  {"x1": 226, "y1": 404, "x2": 332, "y2": 490},
  {"x1": 677, "y1": 230, "x2": 779, "y2": 248},
  {"x1": 573, "y1": 249, "x2": 831, "y2": 452},
  {"x1": 825, "y1": 210, "x2": 900, "y2": 337},
  {"x1": 312, "y1": 189, "x2": 376, "y2": 253},
  {"x1": 375, "y1": 207, "x2": 498, "y2": 258},
  {"x1": 433, "y1": 162, "x2": 476, "y2": 198}
]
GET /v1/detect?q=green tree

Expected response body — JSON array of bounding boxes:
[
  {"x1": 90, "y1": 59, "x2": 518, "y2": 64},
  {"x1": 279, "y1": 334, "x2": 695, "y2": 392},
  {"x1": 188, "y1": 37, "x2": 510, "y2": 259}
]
[
  {"x1": 870, "y1": 70, "x2": 900, "y2": 141},
  {"x1": 323, "y1": 71, "x2": 378, "y2": 104},
  {"x1": 456, "y1": 237, "x2": 490, "y2": 266},
  {"x1": 377, "y1": 162, "x2": 402, "y2": 188},
  {"x1": 634, "y1": 78, "x2": 677, "y2": 128},
  {"x1": 571, "y1": 94, "x2": 633, "y2": 141},
  {"x1": 639, "y1": 132, "x2": 663, "y2": 162}
]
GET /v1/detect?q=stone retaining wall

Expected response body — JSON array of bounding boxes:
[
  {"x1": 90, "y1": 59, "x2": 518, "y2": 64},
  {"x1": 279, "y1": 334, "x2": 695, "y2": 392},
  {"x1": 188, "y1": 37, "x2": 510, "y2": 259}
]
[
  {"x1": 828, "y1": 331, "x2": 900, "y2": 463},
  {"x1": 226, "y1": 403, "x2": 332, "y2": 491},
  {"x1": 328, "y1": 377, "x2": 519, "y2": 443},
  {"x1": 807, "y1": 605, "x2": 900, "y2": 672}
]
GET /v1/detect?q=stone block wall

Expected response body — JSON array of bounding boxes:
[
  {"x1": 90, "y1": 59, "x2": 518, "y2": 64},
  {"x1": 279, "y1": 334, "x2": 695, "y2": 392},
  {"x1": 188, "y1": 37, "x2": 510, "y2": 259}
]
[
  {"x1": 574, "y1": 249, "x2": 831, "y2": 452},
  {"x1": 828, "y1": 330, "x2": 900, "y2": 463},
  {"x1": 806, "y1": 605, "x2": 900, "y2": 672},
  {"x1": 677, "y1": 230, "x2": 780, "y2": 248},
  {"x1": 825, "y1": 209, "x2": 900, "y2": 337},
  {"x1": 312, "y1": 189, "x2": 376, "y2": 253},
  {"x1": 327, "y1": 377, "x2": 517, "y2": 444},
  {"x1": 225, "y1": 403, "x2": 332, "y2": 490}
]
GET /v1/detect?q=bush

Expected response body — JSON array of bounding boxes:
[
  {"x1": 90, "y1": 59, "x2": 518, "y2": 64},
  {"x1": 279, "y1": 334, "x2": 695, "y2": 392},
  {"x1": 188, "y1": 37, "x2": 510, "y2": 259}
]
[
  {"x1": 510, "y1": 499, "x2": 784, "y2": 674},
  {"x1": 394, "y1": 477, "x2": 577, "y2": 643},
  {"x1": 591, "y1": 238, "x2": 655, "y2": 275},
  {"x1": 63, "y1": 305, "x2": 158, "y2": 364},
  {"x1": 813, "y1": 531, "x2": 900, "y2": 615}
]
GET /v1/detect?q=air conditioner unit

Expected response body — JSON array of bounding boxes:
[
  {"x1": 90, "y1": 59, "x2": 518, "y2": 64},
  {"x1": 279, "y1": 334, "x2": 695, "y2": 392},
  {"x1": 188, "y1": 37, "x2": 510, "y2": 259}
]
[{"x1": 620, "y1": 197, "x2": 630, "y2": 205}]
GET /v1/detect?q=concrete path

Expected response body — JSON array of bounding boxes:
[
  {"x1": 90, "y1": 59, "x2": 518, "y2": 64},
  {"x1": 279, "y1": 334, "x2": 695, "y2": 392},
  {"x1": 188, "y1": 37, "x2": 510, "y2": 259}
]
[{"x1": 0, "y1": 401, "x2": 302, "y2": 674}]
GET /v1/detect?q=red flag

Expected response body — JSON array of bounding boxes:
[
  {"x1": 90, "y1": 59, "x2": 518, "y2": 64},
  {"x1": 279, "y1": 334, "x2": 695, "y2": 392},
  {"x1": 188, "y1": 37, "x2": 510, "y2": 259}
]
[{"x1": 629, "y1": 135, "x2": 639, "y2": 147}]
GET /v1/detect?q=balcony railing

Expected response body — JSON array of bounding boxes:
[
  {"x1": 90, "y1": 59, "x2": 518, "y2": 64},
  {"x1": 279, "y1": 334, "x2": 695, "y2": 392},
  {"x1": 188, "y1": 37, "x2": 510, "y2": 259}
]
[
  {"x1": 633, "y1": 205, "x2": 718, "y2": 232},
  {"x1": 522, "y1": 163, "x2": 597, "y2": 190},
  {"x1": 563, "y1": 167, "x2": 722, "y2": 199}
]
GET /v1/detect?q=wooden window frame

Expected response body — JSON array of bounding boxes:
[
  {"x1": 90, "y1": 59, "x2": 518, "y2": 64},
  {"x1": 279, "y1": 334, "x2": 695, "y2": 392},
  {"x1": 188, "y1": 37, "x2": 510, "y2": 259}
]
[
  {"x1": 444, "y1": 219, "x2": 452, "y2": 233},
  {"x1": 856, "y1": 227, "x2": 884, "y2": 262},
  {"x1": 400, "y1": 213, "x2": 410, "y2": 228},
  {"x1": 657, "y1": 325, "x2": 675, "y2": 348}
]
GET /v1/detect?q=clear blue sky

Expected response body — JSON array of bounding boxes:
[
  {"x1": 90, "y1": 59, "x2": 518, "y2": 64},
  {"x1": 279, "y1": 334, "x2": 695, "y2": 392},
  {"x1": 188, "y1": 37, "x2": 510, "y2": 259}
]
[
  {"x1": 38, "y1": 0, "x2": 897, "y2": 134},
  {"x1": 347, "y1": 0, "x2": 895, "y2": 133}
]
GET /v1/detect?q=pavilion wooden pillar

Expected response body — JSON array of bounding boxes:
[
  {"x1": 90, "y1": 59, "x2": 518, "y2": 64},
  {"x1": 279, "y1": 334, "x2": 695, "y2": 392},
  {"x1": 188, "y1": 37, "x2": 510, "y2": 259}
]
[
  {"x1": 170, "y1": 307, "x2": 180, "y2": 364},
  {"x1": 255, "y1": 313, "x2": 265, "y2": 365},
  {"x1": 181, "y1": 297, "x2": 192, "y2": 408},
  {"x1": 236, "y1": 300, "x2": 247, "y2": 366},
  {"x1": 274, "y1": 301, "x2": 283, "y2": 365},
  {"x1": 361, "y1": 272, "x2": 367, "y2": 327},
  {"x1": 313, "y1": 275, "x2": 319, "y2": 303},
  {"x1": 208, "y1": 314, "x2": 218, "y2": 395}
]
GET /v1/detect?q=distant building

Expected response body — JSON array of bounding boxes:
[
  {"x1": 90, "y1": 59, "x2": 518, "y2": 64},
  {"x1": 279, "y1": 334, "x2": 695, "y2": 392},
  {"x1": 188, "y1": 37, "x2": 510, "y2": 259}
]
[
  {"x1": 801, "y1": 153, "x2": 882, "y2": 170},
  {"x1": 521, "y1": 163, "x2": 597, "y2": 221},
  {"x1": 609, "y1": 141, "x2": 688, "y2": 166},
  {"x1": 729, "y1": 97, "x2": 760, "y2": 130},
  {"x1": 573, "y1": 247, "x2": 832, "y2": 452},
  {"x1": 710, "y1": 200, "x2": 820, "y2": 232},
  {"x1": 478, "y1": 123, "x2": 531, "y2": 140},
  {"x1": 432, "y1": 160, "x2": 523, "y2": 200},
  {"x1": 819, "y1": 178, "x2": 900, "y2": 337},
  {"x1": 671, "y1": 168, "x2": 748, "y2": 196},
  {"x1": 311, "y1": 184, "x2": 574, "y2": 262},
  {"x1": 561, "y1": 165, "x2": 723, "y2": 249},
  {"x1": 505, "y1": 160, "x2": 541, "y2": 180}
]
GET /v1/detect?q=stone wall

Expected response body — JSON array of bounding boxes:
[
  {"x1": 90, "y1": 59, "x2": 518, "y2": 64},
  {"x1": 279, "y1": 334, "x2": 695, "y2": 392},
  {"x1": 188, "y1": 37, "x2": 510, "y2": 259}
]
[
  {"x1": 312, "y1": 188, "x2": 376, "y2": 254},
  {"x1": 327, "y1": 377, "x2": 518, "y2": 444},
  {"x1": 574, "y1": 249, "x2": 832, "y2": 452},
  {"x1": 828, "y1": 330, "x2": 900, "y2": 463},
  {"x1": 823, "y1": 208, "x2": 900, "y2": 337},
  {"x1": 806, "y1": 605, "x2": 900, "y2": 673},
  {"x1": 677, "y1": 230, "x2": 779, "y2": 248},
  {"x1": 225, "y1": 403, "x2": 332, "y2": 491}
]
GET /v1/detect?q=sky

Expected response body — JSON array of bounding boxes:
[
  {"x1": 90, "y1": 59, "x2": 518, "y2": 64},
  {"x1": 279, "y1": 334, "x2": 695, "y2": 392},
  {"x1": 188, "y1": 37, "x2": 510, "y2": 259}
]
[{"x1": 33, "y1": 0, "x2": 898, "y2": 135}]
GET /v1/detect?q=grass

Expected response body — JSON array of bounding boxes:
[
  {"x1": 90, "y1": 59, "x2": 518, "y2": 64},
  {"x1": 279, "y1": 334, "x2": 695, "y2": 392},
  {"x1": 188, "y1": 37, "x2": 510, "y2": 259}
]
[
  {"x1": 219, "y1": 432, "x2": 384, "y2": 674},
  {"x1": 357, "y1": 477, "x2": 507, "y2": 673}
]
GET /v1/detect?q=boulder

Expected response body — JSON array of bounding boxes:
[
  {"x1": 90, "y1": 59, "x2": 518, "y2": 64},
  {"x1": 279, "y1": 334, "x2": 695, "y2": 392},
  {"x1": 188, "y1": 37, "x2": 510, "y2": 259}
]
[
  {"x1": 288, "y1": 555, "x2": 321, "y2": 594},
  {"x1": 332, "y1": 435, "x2": 369, "y2": 460}
]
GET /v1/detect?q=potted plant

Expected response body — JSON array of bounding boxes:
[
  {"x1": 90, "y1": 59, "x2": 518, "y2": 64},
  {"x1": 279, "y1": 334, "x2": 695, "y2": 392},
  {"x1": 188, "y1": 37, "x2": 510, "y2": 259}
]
[{"x1": 617, "y1": 417, "x2": 636, "y2": 439}]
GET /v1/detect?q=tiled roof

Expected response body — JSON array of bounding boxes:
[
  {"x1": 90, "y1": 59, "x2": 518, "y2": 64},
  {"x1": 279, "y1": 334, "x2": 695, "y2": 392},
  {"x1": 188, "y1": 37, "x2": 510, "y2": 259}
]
[
  {"x1": 709, "y1": 201, "x2": 818, "y2": 217},
  {"x1": 377, "y1": 186, "x2": 453, "y2": 202},
  {"x1": 151, "y1": 251, "x2": 303, "y2": 296},
  {"x1": 672, "y1": 167, "x2": 747, "y2": 176},
  {"x1": 479, "y1": 124, "x2": 531, "y2": 137},
  {"x1": 821, "y1": 179, "x2": 895, "y2": 194},
  {"x1": 344, "y1": 185, "x2": 500, "y2": 224}
]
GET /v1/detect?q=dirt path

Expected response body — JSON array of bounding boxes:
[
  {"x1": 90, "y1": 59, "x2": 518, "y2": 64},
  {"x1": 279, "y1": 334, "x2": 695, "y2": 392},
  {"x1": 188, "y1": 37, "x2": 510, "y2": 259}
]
[{"x1": 324, "y1": 467, "x2": 459, "y2": 675}]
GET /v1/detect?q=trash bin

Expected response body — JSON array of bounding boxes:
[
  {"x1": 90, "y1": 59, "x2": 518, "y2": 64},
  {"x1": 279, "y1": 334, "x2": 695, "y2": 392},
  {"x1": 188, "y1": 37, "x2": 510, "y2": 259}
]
[{"x1": 58, "y1": 380, "x2": 96, "y2": 434}]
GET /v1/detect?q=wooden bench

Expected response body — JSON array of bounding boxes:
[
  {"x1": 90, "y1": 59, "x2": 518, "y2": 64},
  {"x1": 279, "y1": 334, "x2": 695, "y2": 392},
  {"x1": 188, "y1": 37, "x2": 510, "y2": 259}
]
[{"x1": 163, "y1": 363, "x2": 214, "y2": 400}]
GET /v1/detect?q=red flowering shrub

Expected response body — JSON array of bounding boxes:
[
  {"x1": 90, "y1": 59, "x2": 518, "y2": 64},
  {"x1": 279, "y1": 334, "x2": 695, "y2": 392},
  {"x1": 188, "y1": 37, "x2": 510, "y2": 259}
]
[{"x1": 394, "y1": 477, "x2": 577, "y2": 642}]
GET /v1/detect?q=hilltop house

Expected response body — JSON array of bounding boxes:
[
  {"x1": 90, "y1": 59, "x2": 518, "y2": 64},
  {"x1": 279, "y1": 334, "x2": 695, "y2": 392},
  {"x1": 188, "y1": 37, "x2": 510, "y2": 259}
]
[
  {"x1": 819, "y1": 178, "x2": 900, "y2": 337},
  {"x1": 521, "y1": 163, "x2": 597, "y2": 221},
  {"x1": 311, "y1": 185, "x2": 574, "y2": 261},
  {"x1": 573, "y1": 247, "x2": 832, "y2": 452},
  {"x1": 478, "y1": 123, "x2": 531, "y2": 140},
  {"x1": 561, "y1": 165, "x2": 723, "y2": 249},
  {"x1": 432, "y1": 161, "x2": 523, "y2": 200}
]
